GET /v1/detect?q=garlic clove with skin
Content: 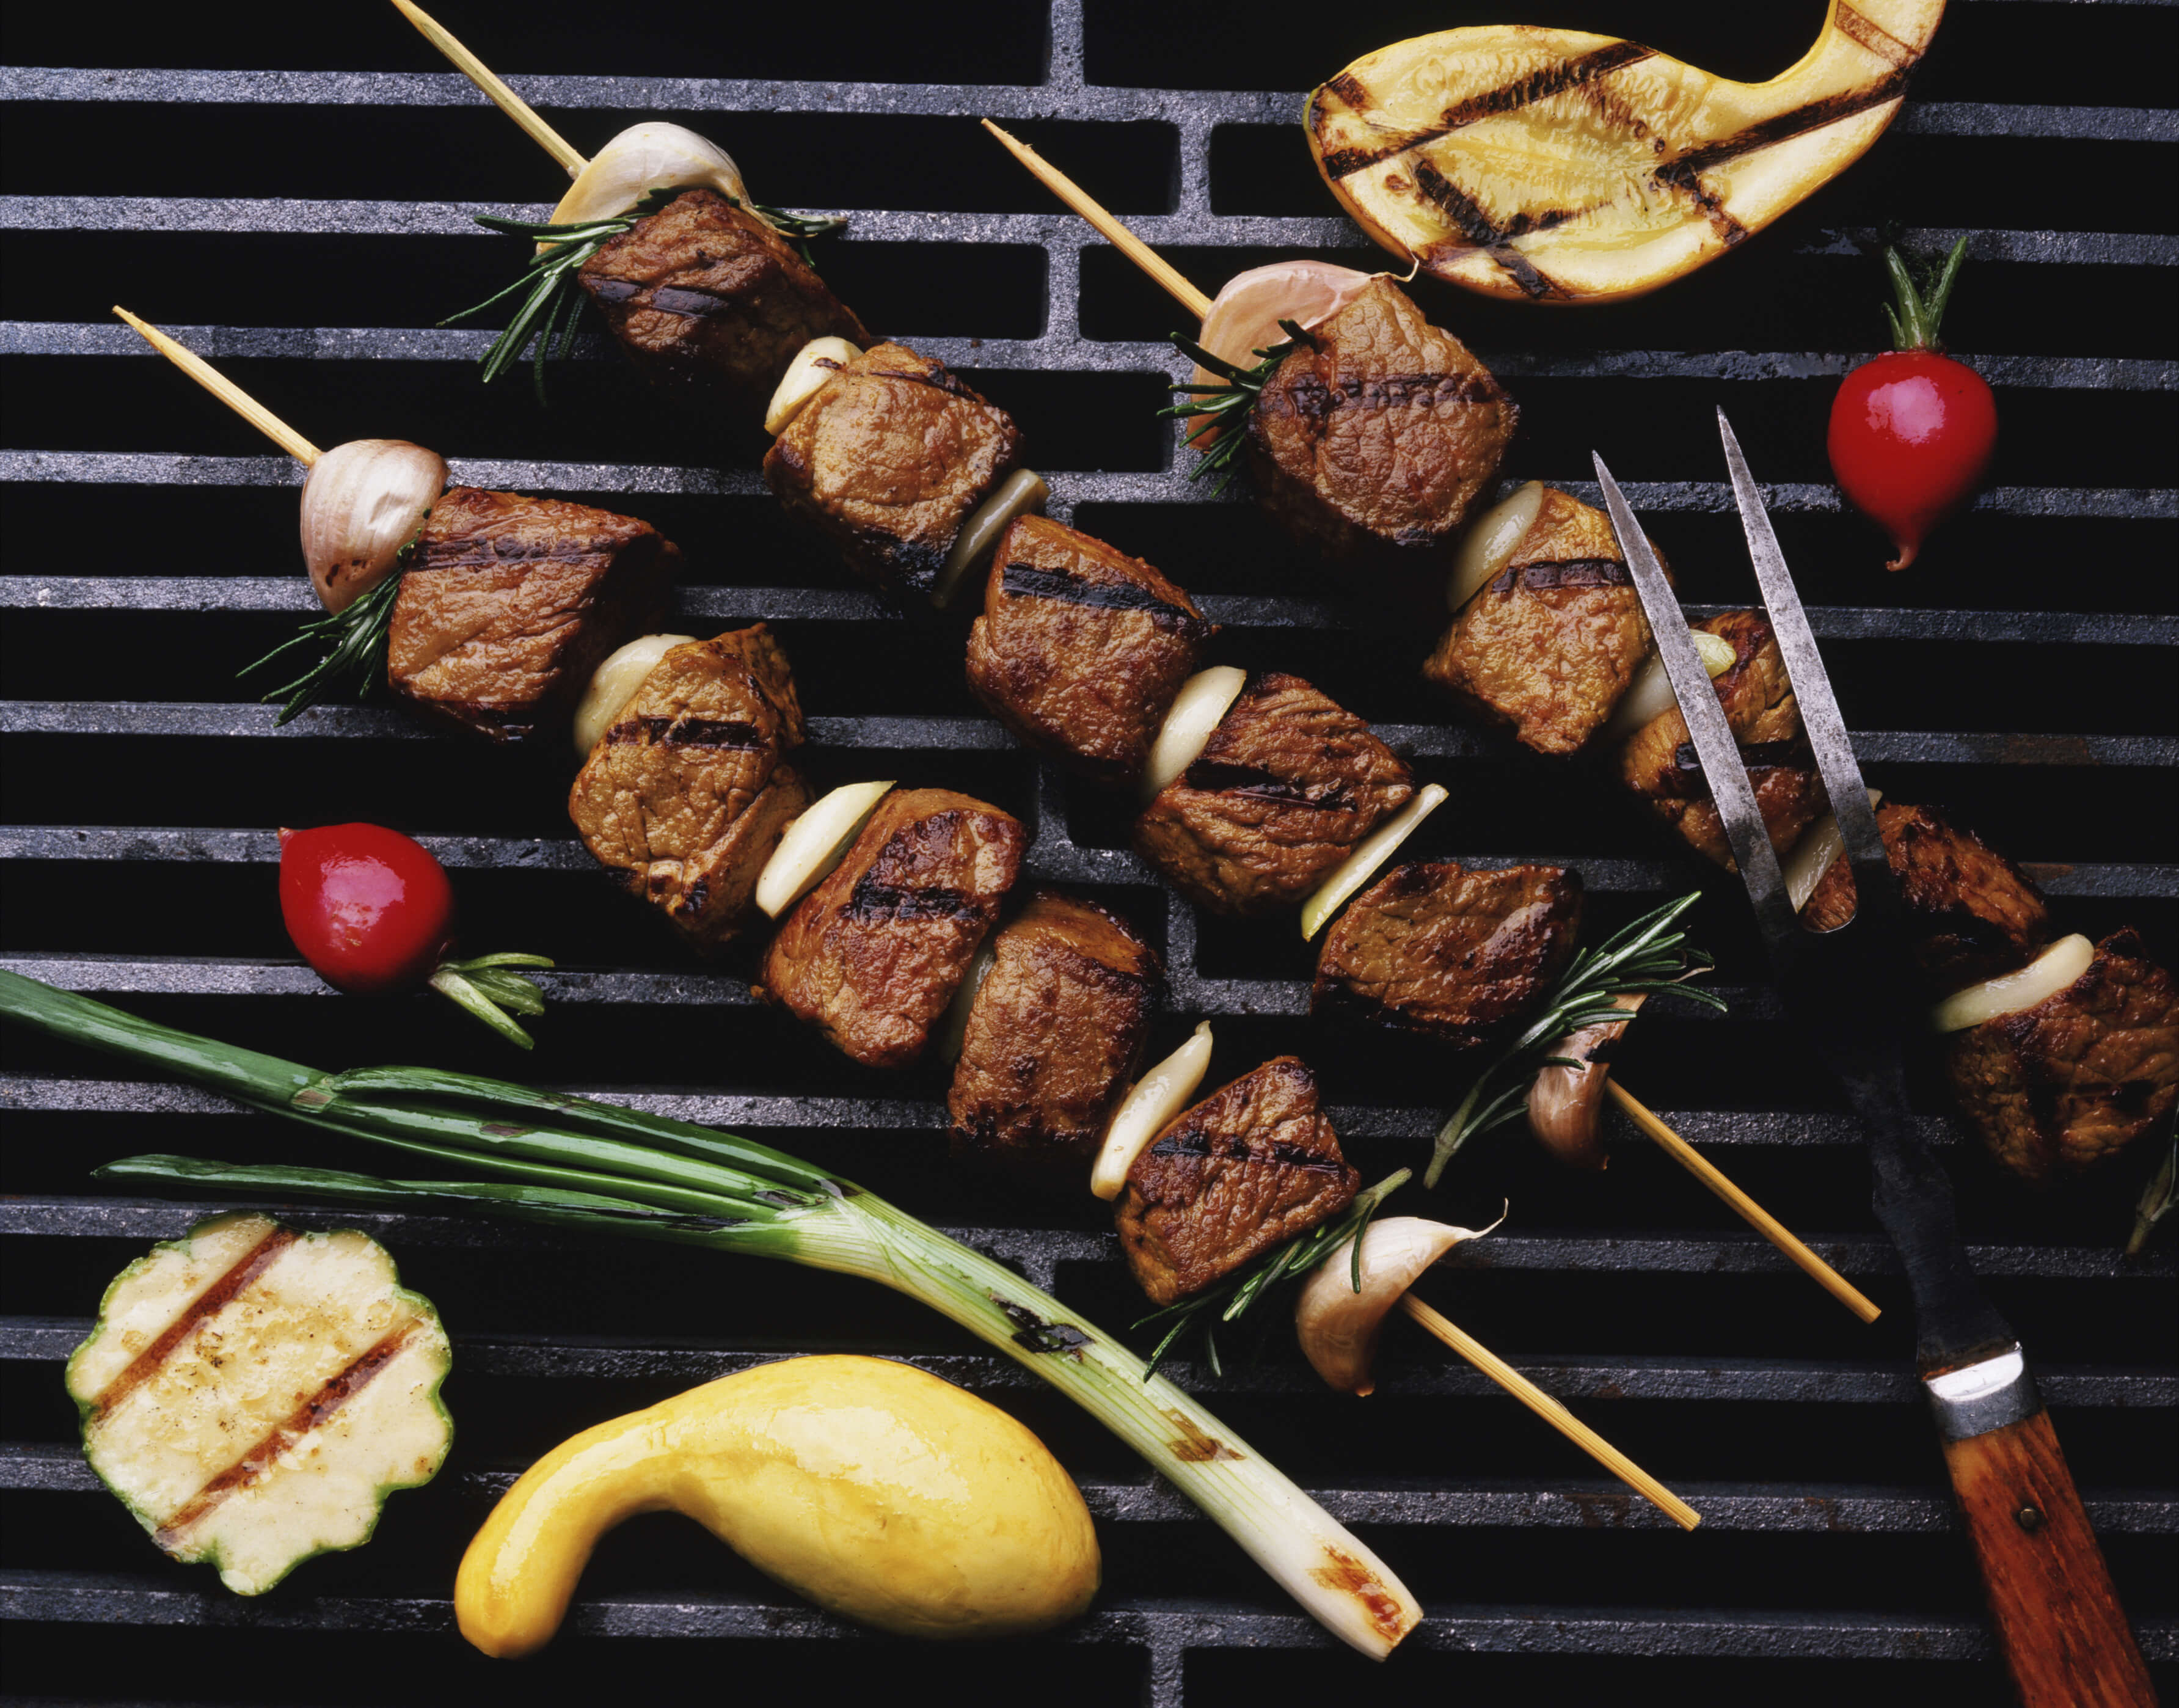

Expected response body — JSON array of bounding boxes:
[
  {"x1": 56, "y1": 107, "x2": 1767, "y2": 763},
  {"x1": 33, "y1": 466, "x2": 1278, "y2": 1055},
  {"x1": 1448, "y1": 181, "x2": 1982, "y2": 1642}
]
[
  {"x1": 1294, "y1": 1213, "x2": 1504, "y2": 1397},
  {"x1": 1526, "y1": 994, "x2": 1646, "y2": 1170},
  {"x1": 547, "y1": 123, "x2": 750, "y2": 244},
  {"x1": 299, "y1": 439, "x2": 447, "y2": 614}
]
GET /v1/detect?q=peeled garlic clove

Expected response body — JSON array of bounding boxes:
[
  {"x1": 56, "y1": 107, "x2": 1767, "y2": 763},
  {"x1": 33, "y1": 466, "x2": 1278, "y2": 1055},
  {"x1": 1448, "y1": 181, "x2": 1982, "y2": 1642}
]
[
  {"x1": 1300, "y1": 784, "x2": 1448, "y2": 941},
  {"x1": 1602, "y1": 628, "x2": 1739, "y2": 743},
  {"x1": 1141, "y1": 667, "x2": 1247, "y2": 801},
  {"x1": 1783, "y1": 789, "x2": 1884, "y2": 914},
  {"x1": 571, "y1": 633, "x2": 698, "y2": 757},
  {"x1": 1932, "y1": 934, "x2": 2093, "y2": 1034},
  {"x1": 755, "y1": 781, "x2": 896, "y2": 919},
  {"x1": 547, "y1": 122, "x2": 748, "y2": 242},
  {"x1": 1294, "y1": 1213, "x2": 1502, "y2": 1397},
  {"x1": 1091, "y1": 1023, "x2": 1213, "y2": 1200},
  {"x1": 298, "y1": 439, "x2": 447, "y2": 615},
  {"x1": 1526, "y1": 995, "x2": 1646, "y2": 1170},
  {"x1": 935, "y1": 933, "x2": 1002, "y2": 1065},
  {"x1": 1445, "y1": 481, "x2": 1544, "y2": 615},
  {"x1": 764, "y1": 337, "x2": 863, "y2": 437},
  {"x1": 931, "y1": 469, "x2": 1050, "y2": 609}
]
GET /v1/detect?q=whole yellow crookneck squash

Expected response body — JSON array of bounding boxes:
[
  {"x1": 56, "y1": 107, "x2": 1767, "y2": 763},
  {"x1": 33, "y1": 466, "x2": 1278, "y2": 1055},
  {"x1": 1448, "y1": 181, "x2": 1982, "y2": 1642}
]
[{"x1": 456, "y1": 1354, "x2": 1100, "y2": 1652}]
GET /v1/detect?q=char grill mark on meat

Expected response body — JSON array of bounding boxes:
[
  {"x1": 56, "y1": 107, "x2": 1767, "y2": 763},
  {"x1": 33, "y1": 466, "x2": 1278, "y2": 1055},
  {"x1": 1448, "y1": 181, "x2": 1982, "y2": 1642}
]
[
  {"x1": 1946, "y1": 929, "x2": 2179, "y2": 1185},
  {"x1": 577, "y1": 189, "x2": 869, "y2": 416},
  {"x1": 1313, "y1": 862, "x2": 1585, "y2": 1048},
  {"x1": 1115, "y1": 1057, "x2": 1360, "y2": 1306},
  {"x1": 568, "y1": 625, "x2": 808, "y2": 955},
  {"x1": 1801, "y1": 802, "x2": 2052, "y2": 992},
  {"x1": 387, "y1": 486, "x2": 680, "y2": 743},
  {"x1": 1133, "y1": 672, "x2": 1413, "y2": 916},
  {"x1": 1424, "y1": 486, "x2": 1654, "y2": 756},
  {"x1": 966, "y1": 516, "x2": 1215, "y2": 784},
  {"x1": 1245, "y1": 276, "x2": 1514, "y2": 568},
  {"x1": 759, "y1": 787, "x2": 1026, "y2": 1068},
  {"x1": 948, "y1": 891, "x2": 1161, "y2": 1183},
  {"x1": 1617, "y1": 608, "x2": 1824, "y2": 869},
  {"x1": 764, "y1": 341, "x2": 1024, "y2": 598}
]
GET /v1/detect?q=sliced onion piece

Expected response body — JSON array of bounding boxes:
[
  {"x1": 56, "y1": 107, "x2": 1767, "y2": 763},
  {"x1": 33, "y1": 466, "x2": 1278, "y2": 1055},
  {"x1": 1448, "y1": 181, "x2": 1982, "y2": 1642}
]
[
  {"x1": 763, "y1": 337, "x2": 861, "y2": 437},
  {"x1": 1299, "y1": 783, "x2": 1449, "y2": 941},
  {"x1": 1932, "y1": 934, "x2": 2093, "y2": 1034},
  {"x1": 1091, "y1": 1022, "x2": 1213, "y2": 1200},
  {"x1": 1783, "y1": 789, "x2": 1883, "y2": 914},
  {"x1": 935, "y1": 933, "x2": 1001, "y2": 1065},
  {"x1": 1602, "y1": 629, "x2": 1739, "y2": 744},
  {"x1": 754, "y1": 781, "x2": 896, "y2": 919},
  {"x1": 1192, "y1": 260, "x2": 1374, "y2": 386},
  {"x1": 930, "y1": 469, "x2": 1049, "y2": 609},
  {"x1": 547, "y1": 123, "x2": 748, "y2": 244},
  {"x1": 571, "y1": 632, "x2": 698, "y2": 757},
  {"x1": 1445, "y1": 481, "x2": 1544, "y2": 615},
  {"x1": 1294, "y1": 1212, "x2": 1504, "y2": 1397},
  {"x1": 299, "y1": 439, "x2": 447, "y2": 615},
  {"x1": 1141, "y1": 666, "x2": 1247, "y2": 801}
]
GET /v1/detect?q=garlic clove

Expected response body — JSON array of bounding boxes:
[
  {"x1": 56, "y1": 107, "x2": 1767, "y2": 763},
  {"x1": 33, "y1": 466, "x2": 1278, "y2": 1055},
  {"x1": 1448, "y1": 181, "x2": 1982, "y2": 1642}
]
[
  {"x1": 930, "y1": 469, "x2": 1051, "y2": 609},
  {"x1": 1141, "y1": 667, "x2": 1247, "y2": 801},
  {"x1": 1526, "y1": 994, "x2": 1646, "y2": 1170},
  {"x1": 1192, "y1": 260, "x2": 1375, "y2": 395},
  {"x1": 1932, "y1": 933, "x2": 2093, "y2": 1034},
  {"x1": 1783, "y1": 789, "x2": 1884, "y2": 914},
  {"x1": 571, "y1": 633, "x2": 699, "y2": 757},
  {"x1": 935, "y1": 932, "x2": 1002, "y2": 1065},
  {"x1": 764, "y1": 337, "x2": 863, "y2": 437},
  {"x1": 1294, "y1": 1213, "x2": 1503, "y2": 1396},
  {"x1": 1091, "y1": 1022, "x2": 1213, "y2": 1200},
  {"x1": 1602, "y1": 628, "x2": 1739, "y2": 744},
  {"x1": 755, "y1": 781, "x2": 896, "y2": 919},
  {"x1": 1299, "y1": 784, "x2": 1448, "y2": 941},
  {"x1": 547, "y1": 122, "x2": 749, "y2": 243},
  {"x1": 1445, "y1": 481, "x2": 1544, "y2": 615},
  {"x1": 298, "y1": 439, "x2": 447, "y2": 615}
]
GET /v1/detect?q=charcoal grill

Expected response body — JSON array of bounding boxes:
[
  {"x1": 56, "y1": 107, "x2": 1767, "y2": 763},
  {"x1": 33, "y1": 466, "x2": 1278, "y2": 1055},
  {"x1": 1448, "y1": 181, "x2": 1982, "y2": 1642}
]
[{"x1": 1, "y1": 1, "x2": 2174, "y2": 1701}]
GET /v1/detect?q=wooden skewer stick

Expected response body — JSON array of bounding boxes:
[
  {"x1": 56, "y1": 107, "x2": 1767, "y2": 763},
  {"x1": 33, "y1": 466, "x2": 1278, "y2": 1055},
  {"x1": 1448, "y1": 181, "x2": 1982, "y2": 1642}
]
[
  {"x1": 981, "y1": 120, "x2": 1213, "y2": 322},
  {"x1": 392, "y1": 0, "x2": 588, "y2": 178},
  {"x1": 113, "y1": 308, "x2": 320, "y2": 466},
  {"x1": 1607, "y1": 1079, "x2": 1881, "y2": 1324},
  {"x1": 1398, "y1": 1293, "x2": 1701, "y2": 1530}
]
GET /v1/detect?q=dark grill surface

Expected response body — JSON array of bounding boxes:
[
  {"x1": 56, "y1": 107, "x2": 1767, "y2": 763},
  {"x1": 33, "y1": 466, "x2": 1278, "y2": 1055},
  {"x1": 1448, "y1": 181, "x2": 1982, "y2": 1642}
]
[{"x1": 1, "y1": 1, "x2": 2174, "y2": 1702}]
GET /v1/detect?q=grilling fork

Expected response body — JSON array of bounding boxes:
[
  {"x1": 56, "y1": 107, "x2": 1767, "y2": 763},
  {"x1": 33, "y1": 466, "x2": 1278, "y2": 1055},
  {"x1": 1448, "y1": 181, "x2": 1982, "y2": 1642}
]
[{"x1": 1593, "y1": 413, "x2": 2156, "y2": 1707}]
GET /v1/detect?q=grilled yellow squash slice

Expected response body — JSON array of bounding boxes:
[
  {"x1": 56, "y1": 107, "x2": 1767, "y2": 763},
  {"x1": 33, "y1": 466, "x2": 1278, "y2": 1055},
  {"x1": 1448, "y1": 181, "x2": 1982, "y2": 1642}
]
[
  {"x1": 1308, "y1": 0, "x2": 1946, "y2": 304},
  {"x1": 67, "y1": 1211, "x2": 453, "y2": 1595}
]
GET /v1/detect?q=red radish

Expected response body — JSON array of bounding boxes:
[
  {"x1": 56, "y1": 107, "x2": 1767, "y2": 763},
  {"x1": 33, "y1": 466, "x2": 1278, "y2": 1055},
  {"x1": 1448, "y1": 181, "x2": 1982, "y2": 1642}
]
[
  {"x1": 277, "y1": 823, "x2": 552, "y2": 1048},
  {"x1": 1827, "y1": 237, "x2": 1998, "y2": 572}
]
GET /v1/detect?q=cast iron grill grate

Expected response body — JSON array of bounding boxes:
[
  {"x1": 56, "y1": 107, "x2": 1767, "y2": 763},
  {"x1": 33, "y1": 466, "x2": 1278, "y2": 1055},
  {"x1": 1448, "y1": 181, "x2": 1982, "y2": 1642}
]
[{"x1": 0, "y1": 1, "x2": 2173, "y2": 1702}]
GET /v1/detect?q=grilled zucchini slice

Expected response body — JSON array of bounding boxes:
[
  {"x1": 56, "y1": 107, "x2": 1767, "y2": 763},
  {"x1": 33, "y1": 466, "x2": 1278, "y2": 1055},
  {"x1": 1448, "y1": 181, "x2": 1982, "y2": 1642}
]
[
  {"x1": 66, "y1": 1211, "x2": 453, "y2": 1596},
  {"x1": 1307, "y1": 0, "x2": 1945, "y2": 304}
]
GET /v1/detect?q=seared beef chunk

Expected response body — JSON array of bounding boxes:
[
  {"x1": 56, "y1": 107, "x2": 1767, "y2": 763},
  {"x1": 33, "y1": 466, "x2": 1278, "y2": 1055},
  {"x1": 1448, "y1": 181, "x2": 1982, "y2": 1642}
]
[
  {"x1": 578, "y1": 189, "x2": 869, "y2": 417},
  {"x1": 568, "y1": 626, "x2": 808, "y2": 955},
  {"x1": 759, "y1": 787, "x2": 1026, "y2": 1068},
  {"x1": 388, "y1": 486, "x2": 679, "y2": 742},
  {"x1": 1618, "y1": 609, "x2": 1824, "y2": 868},
  {"x1": 1802, "y1": 803, "x2": 2053, "y2": 991},
  {"x1": 965, "y1": 516, "x2": 1214, "y2": 784},
  {"x1": 1246, "y1": 277, "x2": 1514, "y2": 569},
  {"x1": 1116, "y1": 1057, "x2": 1360, "y2": 1306},
  {"x1": 764, "y1": 341, "x2": 1024, "y2": 598},
  {"x1": 1946, "y1": 930, "x2": 2179, "y2": 1184},
  {"x1": 1423, "y1": 487, "x2": 1652, "y2": 755},
  {"x1": 1314, "y1": 862, "x2": 1583, "y2": 1046},
  {"x1": 948, "y1": 891, "x2": 1160, "y2": 1181},
  {"x1": 1134, "y1": 673, "x2": 1413, "y2": 916}
]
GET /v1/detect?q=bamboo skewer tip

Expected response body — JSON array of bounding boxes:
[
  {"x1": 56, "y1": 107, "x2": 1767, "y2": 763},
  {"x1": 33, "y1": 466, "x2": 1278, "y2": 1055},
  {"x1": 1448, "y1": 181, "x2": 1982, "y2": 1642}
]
[
  {"x1": 112, "y1": 308, "x2": 320, "y2": 466},
  {"x1": 392, "y1": 0, "x2": 587, "y2": 178}
]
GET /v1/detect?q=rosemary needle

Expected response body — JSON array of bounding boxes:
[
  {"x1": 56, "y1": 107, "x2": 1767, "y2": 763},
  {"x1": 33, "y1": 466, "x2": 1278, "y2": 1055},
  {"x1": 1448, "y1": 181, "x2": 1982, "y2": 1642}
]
[{"x1": 1161, "y1": 318, "x2": 1310, "y2": 497}]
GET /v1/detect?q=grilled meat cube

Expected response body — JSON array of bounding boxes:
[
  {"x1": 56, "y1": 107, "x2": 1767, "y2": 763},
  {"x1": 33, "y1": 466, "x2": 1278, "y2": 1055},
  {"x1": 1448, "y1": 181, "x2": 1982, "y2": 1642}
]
[
  {"x1": 965, "y1": 516, "x2": 1215, "y2": 785},
  {"x1": 1946, "y1": 930, "x2": 2179, "y2": 1185},
  {"x1": 1617, "y1": 609, "x2": 1824, "y2": 868},
  {"x1": 577, "y1": 189, "x2": 869, "y2": 417},
  {"x1": 1115, "y1": 1057, "x2": 1360, "y2": 1307},
  {"x1": 1314, "y1": 862, "x2": 1583, "y2": 1047},
  {"x1": 759, "y1": 787, "x2": 1026, "y2": 1068},
  {"x1": 764, "y1": 341, "x2": 1024, "y2": 599},
  {"x1": 1802, "y1": 803, "x2": 2053, "y2": 991},
  {"x1": 1423, "y1": 486, "x2": 1653, "y2": 754},
  {"x1": 387, "y1": 486, "x2": 679, "y2": 743},
  {"x1": 568, "y1": 626, "x2": 809, "y2": 955},
  {"x1": 1134, "y1": 672, "x2": 1413, "y2": 916},
  {"x1": 1246, "y1": 277, "x2": 1514, "y2": 569},
  {"x1": 947, "y1": 890, "x2": 1161, "y2": 1181}
]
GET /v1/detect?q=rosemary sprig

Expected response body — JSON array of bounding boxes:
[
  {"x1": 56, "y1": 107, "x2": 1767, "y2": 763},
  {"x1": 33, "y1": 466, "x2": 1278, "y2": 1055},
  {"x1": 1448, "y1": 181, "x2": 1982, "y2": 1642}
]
[
  {"x1": 239, "y1": 561, "x2": 407, "y2": 726},
  {"x1": 1160, "y1": 318, "x2": 1308, "y2": 498},
  {"x1": 2126, "y1": 1126, "x2": 2176, "y2": 1258},
  {"x1": 1135, "y1": 1169, "x2": 1410, "y2": 1381},
  {"x1": 1425, "y1": 892, "x2": 1725, "y2": 1188}
]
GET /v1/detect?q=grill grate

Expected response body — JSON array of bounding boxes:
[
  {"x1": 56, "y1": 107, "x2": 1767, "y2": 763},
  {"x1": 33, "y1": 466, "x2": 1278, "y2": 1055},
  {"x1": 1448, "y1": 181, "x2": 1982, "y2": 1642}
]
[{"x1": 2, "y1": 1, "x2": 2174, "y2": 1701}]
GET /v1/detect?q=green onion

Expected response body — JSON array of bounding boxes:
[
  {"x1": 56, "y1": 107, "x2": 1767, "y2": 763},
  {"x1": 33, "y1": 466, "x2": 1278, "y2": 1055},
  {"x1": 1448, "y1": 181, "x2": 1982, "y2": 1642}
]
[{"x1": 0, "y1": 969, "x2": 1420, "y2": 1659}]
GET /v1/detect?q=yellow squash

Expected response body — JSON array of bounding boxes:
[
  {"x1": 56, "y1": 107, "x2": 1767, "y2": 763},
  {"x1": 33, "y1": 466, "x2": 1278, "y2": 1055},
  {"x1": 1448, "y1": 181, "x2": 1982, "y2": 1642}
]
[
  {"x1": 1308, "y1": 0, "x2": 1946, "y2": 304},
  {"x1": 456, "y1": 1354, "x2": 1099, "y2": 1652}
]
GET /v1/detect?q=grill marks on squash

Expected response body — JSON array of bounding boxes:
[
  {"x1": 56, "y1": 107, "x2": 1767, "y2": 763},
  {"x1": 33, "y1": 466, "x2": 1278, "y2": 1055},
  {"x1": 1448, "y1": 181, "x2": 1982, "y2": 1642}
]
[{"x1": 89, "y1": 1227, "x2": 297, "y2": 1418}]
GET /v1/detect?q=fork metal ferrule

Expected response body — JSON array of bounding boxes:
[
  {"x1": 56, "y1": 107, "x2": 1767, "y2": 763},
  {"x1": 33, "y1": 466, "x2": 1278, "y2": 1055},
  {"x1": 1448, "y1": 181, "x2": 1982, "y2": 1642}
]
[{"x1": 1923, "y1": 1343, "x2": 2041, "y2": 1440}]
